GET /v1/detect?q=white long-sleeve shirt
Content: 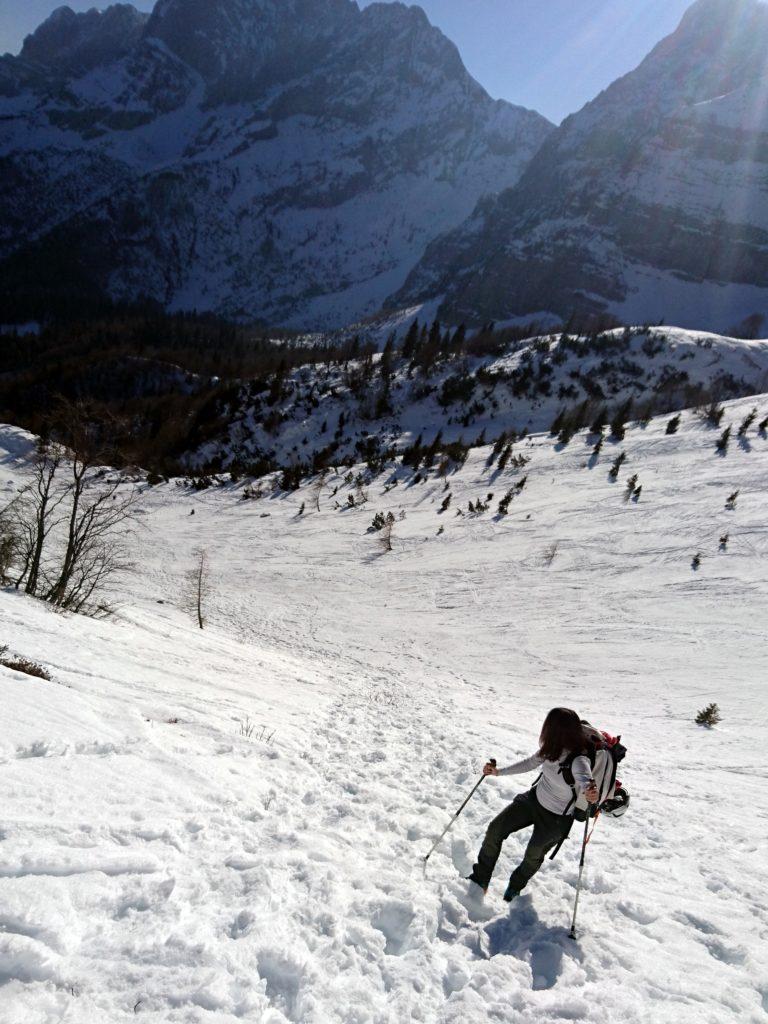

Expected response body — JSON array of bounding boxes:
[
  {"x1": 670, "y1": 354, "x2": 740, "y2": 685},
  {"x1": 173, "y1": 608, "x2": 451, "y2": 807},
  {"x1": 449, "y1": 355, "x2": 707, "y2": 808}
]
[{"x1": 498, "y1": 751, "x2": 593, "y2": 816}]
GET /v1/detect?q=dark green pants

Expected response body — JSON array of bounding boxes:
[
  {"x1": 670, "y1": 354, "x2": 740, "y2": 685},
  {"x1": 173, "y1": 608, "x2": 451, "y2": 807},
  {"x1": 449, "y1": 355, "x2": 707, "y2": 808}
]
[{"x1": 471, "y1": 788, "x2": 572, "y2": 892}]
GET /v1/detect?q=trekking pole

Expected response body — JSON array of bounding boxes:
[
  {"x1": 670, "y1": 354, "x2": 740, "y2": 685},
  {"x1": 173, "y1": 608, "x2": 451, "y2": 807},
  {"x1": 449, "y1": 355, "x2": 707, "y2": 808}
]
[
  {"x1": 569, "y1": 804, "x2": 598, "y2": 939},
  {"x1": 423, "y1": 759, "x2": 496, "y2": 864}
]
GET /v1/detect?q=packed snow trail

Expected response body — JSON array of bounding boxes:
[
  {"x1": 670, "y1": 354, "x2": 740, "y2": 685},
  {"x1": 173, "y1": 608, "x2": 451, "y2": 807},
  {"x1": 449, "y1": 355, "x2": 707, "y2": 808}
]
[{"x1": 2, "y1": 399, "x2": 768, "y2": 1022}]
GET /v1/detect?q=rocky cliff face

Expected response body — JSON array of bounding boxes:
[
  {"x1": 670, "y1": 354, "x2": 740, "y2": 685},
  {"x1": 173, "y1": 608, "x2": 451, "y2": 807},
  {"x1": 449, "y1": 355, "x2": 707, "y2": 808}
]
[
  {"x1": 0, "y1": 0, "x2": 552, "y2": 327},
  {"x1": 17, "y1": 4, "x2": 150, "y2": 74},
  {"x1": 396, "y1": 0, "x2": 768, "y2": 333}
]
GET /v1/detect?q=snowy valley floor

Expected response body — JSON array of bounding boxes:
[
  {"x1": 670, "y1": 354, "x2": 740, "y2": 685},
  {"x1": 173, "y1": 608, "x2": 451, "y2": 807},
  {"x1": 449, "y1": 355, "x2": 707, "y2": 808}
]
[{"x1": 1, "y1": 399, "x2": 768, "y2": 1024}]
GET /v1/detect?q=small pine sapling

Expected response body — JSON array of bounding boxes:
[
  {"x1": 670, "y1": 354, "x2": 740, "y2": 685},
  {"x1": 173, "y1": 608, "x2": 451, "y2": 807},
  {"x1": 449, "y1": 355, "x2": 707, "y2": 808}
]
[
  {"x1": 715, "y1": 426, "x2": 731, "y2": 454},
  {"x1": 758, "y1": 415, "x2": 768, "y2": 436},
  {"x1": 704, "y1": 402, "x2": 725, "y2": 427},
  {"x1": 497, "y1": 444, "x2": 513, "y2": 472},
  {"x1": 439, "y1": 494, "x2": 451, "y2": 513},
  {"x1": 437, "y1": 525, "x2": 444, "y2": 536},
  {"x1": 624, "y1": 474, "x2": 638, "y2": 501},
  {"x1": 725, "y1": 490, "x2": 739, "y2": 511},
  {"x1": 589, "y1": 409, "x2": 607, "y2": 435},
  {"x1": 666, "y1": 414, "x2": 681, "y2": 435},
  {"x1": 550, "y1": 409, "x2": 565, "y2": 436},
  {"x1": 497, "y1": 489, "x2": 514, "y2": 516},
  {"x1": 737, "y1": 408, "x2": 757, "y2": 437},
  {"x1": 610, "y1": 400, "x2": 632, "y2": 441},
  {"x1": 633, "y1": 484, "x2": 642, "y2": 501},
  {"x1": 691, "y1": 552, "x2": 702, "y2": 571},
  {"x1": 695, "y1": 703, "x2": 721, "y2": 727},
  {"x1": 487, "y1": 432, "x2": 508, "y2": 467},
  {"x1": 608, "y1": 451, "x2": 627, "y2": 481}
]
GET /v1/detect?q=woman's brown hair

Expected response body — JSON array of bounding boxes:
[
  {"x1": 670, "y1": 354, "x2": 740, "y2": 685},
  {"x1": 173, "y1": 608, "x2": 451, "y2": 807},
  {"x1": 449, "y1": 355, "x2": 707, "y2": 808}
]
[{"x1": 538, "y1": 707, "x2": 588, "y2": 762}]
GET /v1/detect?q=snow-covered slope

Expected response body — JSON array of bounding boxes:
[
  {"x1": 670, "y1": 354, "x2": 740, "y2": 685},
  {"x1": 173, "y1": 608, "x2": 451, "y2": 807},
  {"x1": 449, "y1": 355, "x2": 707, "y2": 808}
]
[
  {"x1": 396, "y1": 0, "x2": 768, "y2": 333},
  {"x1": 0, "y1": 0, "x2": 551, "y2": 328},
  {"x1": 2, "y1": 396, "x2": 768, "y2": 1023},
  {"x1": 190, "y1": 325, "x2": 768, "y2": 472}
]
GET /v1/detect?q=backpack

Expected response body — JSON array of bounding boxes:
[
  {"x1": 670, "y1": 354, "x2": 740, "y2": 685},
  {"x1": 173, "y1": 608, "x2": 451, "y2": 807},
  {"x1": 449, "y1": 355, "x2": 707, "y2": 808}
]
[{"x1": 559, "y1": 722, "x2": 627, "y2": 822}]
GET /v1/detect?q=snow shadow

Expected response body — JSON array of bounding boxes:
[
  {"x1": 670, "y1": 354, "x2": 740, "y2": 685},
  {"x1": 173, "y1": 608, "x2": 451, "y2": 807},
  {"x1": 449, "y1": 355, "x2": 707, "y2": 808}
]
[{"x1": 484, "y1": 896, "x2": 579, "y2": 991}]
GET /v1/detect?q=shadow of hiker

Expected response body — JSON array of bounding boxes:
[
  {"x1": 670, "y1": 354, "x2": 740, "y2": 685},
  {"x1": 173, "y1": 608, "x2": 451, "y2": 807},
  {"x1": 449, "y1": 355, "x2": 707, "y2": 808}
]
[{"x1": 484, "y1": 895, "x2": 582, "y2": 990}]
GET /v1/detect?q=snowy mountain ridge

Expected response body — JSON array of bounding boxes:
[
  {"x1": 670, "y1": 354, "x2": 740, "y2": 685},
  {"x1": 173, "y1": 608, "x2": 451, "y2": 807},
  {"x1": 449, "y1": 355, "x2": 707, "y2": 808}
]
[
  {"x1": 186, "y1": 324, "x2": 768, "y2": 475},
  {"x1": 397, "y1": 0, "x2": 768, "y2": 334},
  {"x1": 2, "y1": 390, "x2": 767, "y2": 1022},
  {"x1": 0, "y1": 0, "x2": 552, "y2": 328}
]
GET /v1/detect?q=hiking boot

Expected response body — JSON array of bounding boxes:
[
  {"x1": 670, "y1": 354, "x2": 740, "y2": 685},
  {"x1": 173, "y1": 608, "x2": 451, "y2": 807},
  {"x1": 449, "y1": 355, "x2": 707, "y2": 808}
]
[
  {"x1": 465, "y1": 875, "x2": 488, "y2": 896},
  {"x1": 503, "y1": 881, "x2": 519, "y2": 903}
]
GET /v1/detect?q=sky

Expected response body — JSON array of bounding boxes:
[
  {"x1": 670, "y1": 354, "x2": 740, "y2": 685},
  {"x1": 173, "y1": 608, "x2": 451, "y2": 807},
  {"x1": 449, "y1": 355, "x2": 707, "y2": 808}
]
[{"x1": 0, "y1": 0, "x2": 695, "y2": 123}]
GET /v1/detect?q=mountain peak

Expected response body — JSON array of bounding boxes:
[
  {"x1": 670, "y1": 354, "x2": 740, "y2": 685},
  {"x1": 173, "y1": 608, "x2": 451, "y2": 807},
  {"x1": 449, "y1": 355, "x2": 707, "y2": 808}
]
[
  {"x1": 677, "y1": 0, "x2": 763, "y2": 29},
  {"x1": 20, "y1": 3, "x2": 149, "y2": 72},
  {"x1": 651, "y1": 0, "x2": 768, "y2": 67},
  {"x1": 145, "y1": 0, "x2": 359, "y2": 86}
]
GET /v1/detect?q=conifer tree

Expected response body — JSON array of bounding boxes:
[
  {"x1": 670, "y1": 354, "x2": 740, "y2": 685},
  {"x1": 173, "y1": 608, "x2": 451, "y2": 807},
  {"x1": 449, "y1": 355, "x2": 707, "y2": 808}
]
[
  {"x1": 608, "y1": 451, "x2": 627, "y2": 481},
  {"x1": 666, "y1": 414, "x2": 681, "y2": 435},
  {"x1": 401, "y1": 321, "x2": 419, "y2": 360},
  {"x1": 695, "y1": 703, "x2": 721, "y2": 727},
  {"x1": 738, "y1": 408, "x2": 757, "y2": 436}
]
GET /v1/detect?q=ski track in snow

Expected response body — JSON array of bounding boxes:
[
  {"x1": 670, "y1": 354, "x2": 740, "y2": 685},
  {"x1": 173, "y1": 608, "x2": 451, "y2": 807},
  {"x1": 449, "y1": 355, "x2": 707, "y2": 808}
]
[{"x1": 1, "y1": 399, "x2": 768, "y2": 1023}]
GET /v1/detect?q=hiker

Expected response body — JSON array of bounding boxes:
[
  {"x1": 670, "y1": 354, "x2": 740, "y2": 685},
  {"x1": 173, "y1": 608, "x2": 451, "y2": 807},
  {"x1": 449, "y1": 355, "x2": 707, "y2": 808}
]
[{"x1": 468, "y1": 707, "x2": 599, "y2": 902}]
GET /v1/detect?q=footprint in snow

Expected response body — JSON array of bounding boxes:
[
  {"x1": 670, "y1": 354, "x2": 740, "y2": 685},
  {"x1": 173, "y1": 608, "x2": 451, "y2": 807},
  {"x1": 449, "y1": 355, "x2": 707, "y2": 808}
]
[
  {"x1": 449, "y1": 836, "x2": 473, "y2": 876},
  {"x1": 616, "y1": 900, "x2": 658, "y2": 926},
  {"x1": 370, "y1": 899, "x2": 416, "y2": 955},
  {"x1": 442, "y1": 879, "x2": 496, "y2": 924},
  {"x1": 361, "y1": 749, "x2": 387, "y2": 763},
  {"x1": 256, "y1": 948, "x2": 308, "y2": 1023},
  {"x1": 703, "y1": 936, "x2": 747, "y2": 966},
  {"x1": 230, "y1": 909, "x2": 256, "y2": 939},
  {"x1": 672, "y1": 910, "x2": 721, "y2": 935}
]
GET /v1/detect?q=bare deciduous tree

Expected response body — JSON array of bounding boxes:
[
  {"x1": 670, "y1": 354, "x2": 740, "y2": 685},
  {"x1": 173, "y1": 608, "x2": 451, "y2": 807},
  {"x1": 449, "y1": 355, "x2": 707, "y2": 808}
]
[
  {"x1": 378, "y1": 512, "x2": 395, "y2": 554},
  {"x1": 20, "y1": 441, "x2": 68, "y2": 595},
  {"x1": 310, "y1": 469, "x2": 329, "y2": 512},
  {"x1": 43, "y1": 482, "x2": 139, "y2": 609},
  {"x1": 0, "y1": 494, "x2": 24, "y2": 584},
  {"x1": 542, "y1": 542, "x2": 559, "y2": 567},
  {"x1": 184, "y1": 548, "x2": 211, "y2": 629},
  {"x1": 5, "y1": 405, "x2": 140, "y2": 613}
]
